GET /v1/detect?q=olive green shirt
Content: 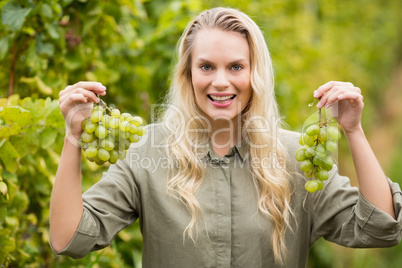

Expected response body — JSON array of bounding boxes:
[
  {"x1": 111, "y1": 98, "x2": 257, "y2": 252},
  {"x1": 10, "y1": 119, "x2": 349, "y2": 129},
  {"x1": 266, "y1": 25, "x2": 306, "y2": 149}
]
[{"x1": 51, "y1": 124, "x2": 402, "y2": 267}]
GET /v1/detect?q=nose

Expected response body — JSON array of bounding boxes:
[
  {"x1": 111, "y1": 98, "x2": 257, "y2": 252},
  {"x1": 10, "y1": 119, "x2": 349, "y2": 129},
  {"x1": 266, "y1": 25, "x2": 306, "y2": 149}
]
[{"x1": 211, "y1": 70, "x2": 230, "y2": 89}]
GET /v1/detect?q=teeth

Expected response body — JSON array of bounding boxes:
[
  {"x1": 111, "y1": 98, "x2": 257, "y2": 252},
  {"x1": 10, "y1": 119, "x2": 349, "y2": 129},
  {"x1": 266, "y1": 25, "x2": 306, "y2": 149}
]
[{"x1": 209, "y1": 94, "x2": 234, "y2": 102}]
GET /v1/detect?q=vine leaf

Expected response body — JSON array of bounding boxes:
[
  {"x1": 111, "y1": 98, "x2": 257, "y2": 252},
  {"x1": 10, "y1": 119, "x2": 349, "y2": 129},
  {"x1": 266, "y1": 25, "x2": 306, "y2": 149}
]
[
  {"x1": 1, "y1": 2, "x2": 31, "y2": 31},
  {"x1": 0, "y1": 139, "x2": 19, "y2": 173}
]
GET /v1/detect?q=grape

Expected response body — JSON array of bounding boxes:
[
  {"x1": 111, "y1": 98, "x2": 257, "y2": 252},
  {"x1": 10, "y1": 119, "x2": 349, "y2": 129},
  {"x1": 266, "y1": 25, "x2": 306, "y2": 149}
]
[
  {"x1": 101, "y1": 114, "x2": 111, "y2": 128},
  {"x1": 101, "y1": 139, "x2": 115, "y2": 151},
  {"x1": 81, "y1": 118, "x2": 91, "y2": 129},
  {"x1": 129, "y1": 134, "x2": 139, "y2": 143},
  {"x1": 85, "y1": 121, "x2": 96, "y2": 133},
  {"x1": 300, "y1": 160, "x2": 313, "y2": 173},
  {"x1": 316, "y1": 180, "x2": 324, "y2": 191},
  {"x1": 328, "y1": 126, "x2": 341, "y2": 141},
  {"x1": 91, "y1": 110, "x2": 103, "y2": 123},
  {"x1": 295, "y1": 109, "x2": 340, "y2": 193},
  {"x1": 111, "y1": 109, "x2": 121, "y2": 117},
  {"x1": 81, "y1": 131, "x2": 94, "y2": 143},
  {"x1": 78, "y1": 101, "x2": 146, "y2": 166},
  {"x1": 109, "y1": 150, "x2": 119, "y2": 164},
  {"x1": 85, "y1": 147, "x2": 98, "y2": 158},
  {"x1": 120, "y1": 121, "x2": 131, "y2": 132},
  {"x1": 95, "y1": 125, "x2": 108, "y2": 139},
  {"x1": 295, "y1": 147, "x2": 306, "y2": 162},
  {"x1": 306, "y1": 124, "x2": 320, "y2": 136},
  {"x1": 98, "y1": 148, "x2": 110, "y2": 161},
  {"x1": 318, "y1": 126, "x2": 327, "y2": 143},
  {"x1": 326, "y1": 140, "x2": 337, "y2": 152},
  {"x1": 129, "y1": 124, "x2": 138, "y2": 134},
  {"x1": 300, "y1": 134, "x2": 315, "y2": 147},
  {"x1": 304, "y1": 146, "x2": 316, "y2": 158},
  {"x1": 137, "y1": 126, "x2": 146, "y2": 136},
  {"x1": 316, "y1": 144, "x2": 326, "y2": 155},
  {"x1": 305, "y1": 180, "x2": 319, "y2": 193},
  {"x1": 131, "y1": 116, "x2": 143, "y2": 127},
  {"x1": 118, "y1": 150, "x2": 126, "y2": 160},
  {"x1": 316, "y1": 169, "x2": 329, "y2": 181},
  {"x1": 110, "y1": 118, "x2": 120, "y2": 129}
]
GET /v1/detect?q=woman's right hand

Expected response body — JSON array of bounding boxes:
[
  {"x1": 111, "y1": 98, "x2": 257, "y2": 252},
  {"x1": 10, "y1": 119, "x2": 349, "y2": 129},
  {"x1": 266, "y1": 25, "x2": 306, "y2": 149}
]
[{"x1": 59, "y1": 81, "x2": 106, "y2": 142}]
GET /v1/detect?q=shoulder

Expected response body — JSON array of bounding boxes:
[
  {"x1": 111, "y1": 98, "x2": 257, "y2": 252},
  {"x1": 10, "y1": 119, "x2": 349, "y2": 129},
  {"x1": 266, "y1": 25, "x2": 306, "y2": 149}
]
[
  {"x1": 128, "y1": 123, "x2": 170, "y2": 156},
  {"x1": 278, "y1": 128, "x2": 301, "y2": 156}
]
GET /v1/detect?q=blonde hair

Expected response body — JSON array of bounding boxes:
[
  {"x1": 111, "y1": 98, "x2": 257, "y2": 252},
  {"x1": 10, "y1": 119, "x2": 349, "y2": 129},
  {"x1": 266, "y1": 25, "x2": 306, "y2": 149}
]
[{"x1": 161, "y1": 7, "x2": 293, "y2": 265}]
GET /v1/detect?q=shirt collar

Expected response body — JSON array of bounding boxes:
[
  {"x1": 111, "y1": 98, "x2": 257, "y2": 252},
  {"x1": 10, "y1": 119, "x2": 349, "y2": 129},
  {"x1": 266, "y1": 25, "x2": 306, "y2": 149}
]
[{"x1": 198, "y1": 140, "x2": 249, "y2": 163}]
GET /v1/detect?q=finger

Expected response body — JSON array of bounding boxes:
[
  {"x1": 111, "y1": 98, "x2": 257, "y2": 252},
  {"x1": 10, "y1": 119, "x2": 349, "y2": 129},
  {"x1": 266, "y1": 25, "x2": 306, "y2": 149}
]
[
  {"x1": 60, "y1": 87, "x2": 103, "y2": 105},
  {"x1": 324, "y1": 89, "x2": 350, "y2": 108},
  {"x1": 316, "y1": 85, "x2": 343, "y2": 109},
  {"x1": 65, "y1": 81, "x2": 107, "y2": 95},
  {"x1": 314, "y1": 81, "x2": 354, "y2": 99},
  {"x1": 337, "y1": 92, "x2": 364, "y2": 106},
  {"x1": 316, "y1": 85, "x2": 358, "y2": 109},
  {"x1": 59, "y1": 93, "x2": 87, "y2": 115}
]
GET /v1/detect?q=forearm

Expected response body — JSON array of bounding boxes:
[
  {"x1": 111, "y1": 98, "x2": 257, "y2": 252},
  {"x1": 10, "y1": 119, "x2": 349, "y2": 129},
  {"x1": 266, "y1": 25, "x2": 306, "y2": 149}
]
[
  {"x1": 50, "y1": 135, "x2": 84, "y2": 252},
  {"x1": 345, "y1": 126, "x2": 396, "y2": 219}
]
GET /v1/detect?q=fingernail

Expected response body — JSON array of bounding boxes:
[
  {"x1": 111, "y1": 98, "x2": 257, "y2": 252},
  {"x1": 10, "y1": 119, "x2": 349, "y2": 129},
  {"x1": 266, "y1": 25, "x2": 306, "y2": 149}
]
[
  {"x1": 325, "y1": 103, "x2": 330, "y2": 108},
  {"x1": 314, "y1": 91, "x2": 318, "y2": 98},
  {"x1": 316, "y1": 102, "x2": 322, "y2": 108},
  {"x1": 99, "y1": 83, "x2": 106, "y2": 90}
]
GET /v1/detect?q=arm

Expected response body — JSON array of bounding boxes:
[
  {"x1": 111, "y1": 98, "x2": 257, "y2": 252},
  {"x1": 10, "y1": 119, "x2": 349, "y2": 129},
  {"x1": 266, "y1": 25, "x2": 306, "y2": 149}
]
[
  {"x1": 49, "y1": 82, "x2": 106, "y2": 252},
  {"x1": 314, "y1": 81, "x2": 395, "y2": 218},
  {"x1": 344, "y1": 126, "x2": 395, "y2": 218},
  {"x1": 50, "y1": 137, "x2": 84, "y2": 252}
]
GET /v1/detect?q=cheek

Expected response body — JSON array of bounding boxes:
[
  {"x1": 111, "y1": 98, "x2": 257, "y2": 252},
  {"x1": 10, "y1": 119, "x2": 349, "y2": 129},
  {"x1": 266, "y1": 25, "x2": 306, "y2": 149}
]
[{"x1": 192, "y1": 74, "x2": 208, "y2": 94}]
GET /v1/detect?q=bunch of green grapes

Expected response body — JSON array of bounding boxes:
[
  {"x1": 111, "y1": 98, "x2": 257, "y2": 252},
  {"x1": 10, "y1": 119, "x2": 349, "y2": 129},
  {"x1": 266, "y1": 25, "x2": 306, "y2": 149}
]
[
  {"x1": 295, "y1": 108, "x2": 341, "y2": 193},
  {"x1": 78, "y1": 101, "x2": 146, "y2": 165}
]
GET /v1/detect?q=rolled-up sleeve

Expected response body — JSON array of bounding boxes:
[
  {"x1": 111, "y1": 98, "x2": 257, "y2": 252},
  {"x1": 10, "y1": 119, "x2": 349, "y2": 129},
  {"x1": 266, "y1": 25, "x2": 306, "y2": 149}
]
[
  {"x1": 310, "y1": 165, "x2": 402, "y2": 248},
  {"x1": 354, "y1": 179, "x2": 402, "y2": 247},
  {"x1": 50, "y1": 157, "x2": 141, "y2": 259}
]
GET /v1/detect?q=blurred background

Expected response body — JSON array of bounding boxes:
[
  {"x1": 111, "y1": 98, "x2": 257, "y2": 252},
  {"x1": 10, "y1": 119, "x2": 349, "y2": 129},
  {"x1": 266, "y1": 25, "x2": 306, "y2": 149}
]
[{"x1": 0, "y1": 0, "x2": 401, "y2": 267}]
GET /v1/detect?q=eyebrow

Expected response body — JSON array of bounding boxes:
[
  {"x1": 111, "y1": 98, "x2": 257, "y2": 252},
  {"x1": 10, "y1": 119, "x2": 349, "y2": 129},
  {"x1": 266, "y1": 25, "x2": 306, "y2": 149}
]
[{"x1": 194, "y1": 57, "x2": 249, "y2": 65}]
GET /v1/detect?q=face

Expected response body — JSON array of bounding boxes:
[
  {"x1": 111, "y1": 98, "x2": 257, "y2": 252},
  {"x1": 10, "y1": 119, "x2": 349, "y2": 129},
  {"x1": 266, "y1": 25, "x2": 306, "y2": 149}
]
[{"x1": 191, "y1": 29, "x2": 252, "y2": 125}]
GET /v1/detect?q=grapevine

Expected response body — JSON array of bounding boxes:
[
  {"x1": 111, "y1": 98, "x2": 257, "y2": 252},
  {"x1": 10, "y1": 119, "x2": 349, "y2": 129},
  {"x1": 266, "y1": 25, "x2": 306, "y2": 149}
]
[
  {"x1": 79, "y1": 98, "x2": 146, "y2": 165},
  {"x1": 296, "y1": 107, "x2": 341, "y2": 193}
]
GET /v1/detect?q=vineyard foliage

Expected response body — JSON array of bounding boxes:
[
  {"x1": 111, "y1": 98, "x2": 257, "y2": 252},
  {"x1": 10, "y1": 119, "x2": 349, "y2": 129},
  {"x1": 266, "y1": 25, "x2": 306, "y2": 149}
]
[{"x1": 0, "y1": 0, "x2": 402, "y2": 267}]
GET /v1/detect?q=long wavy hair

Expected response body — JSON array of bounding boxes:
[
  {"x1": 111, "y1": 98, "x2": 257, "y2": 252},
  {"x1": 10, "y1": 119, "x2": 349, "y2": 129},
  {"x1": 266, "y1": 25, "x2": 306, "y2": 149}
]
[{"x1": 161, "y1": 7, "x2": 293, "y2": 264}]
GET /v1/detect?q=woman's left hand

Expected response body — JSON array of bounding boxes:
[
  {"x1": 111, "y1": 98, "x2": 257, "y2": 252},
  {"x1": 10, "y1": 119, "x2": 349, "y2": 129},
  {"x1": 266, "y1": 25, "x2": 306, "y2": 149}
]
[{"x1": 314, "y1": 81, "x2": 364, "y2": 134}]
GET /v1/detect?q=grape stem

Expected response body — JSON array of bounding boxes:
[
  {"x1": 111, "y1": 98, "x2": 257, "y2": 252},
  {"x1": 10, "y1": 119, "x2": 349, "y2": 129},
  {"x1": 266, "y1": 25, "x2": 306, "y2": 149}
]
[
  {"x1": 96, "y1": 94, "x2": 112, "y2": 113},
  {"x1": 318, "y1": 108, "x2": 322, "y2": 125}
]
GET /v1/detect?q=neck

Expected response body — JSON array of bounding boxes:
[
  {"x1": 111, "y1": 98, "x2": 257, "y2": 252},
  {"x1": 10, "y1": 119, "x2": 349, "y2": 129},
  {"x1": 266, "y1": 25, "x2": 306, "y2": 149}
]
[{"x1": 209, "y1": 115, "x2": 242, "y2": 156}]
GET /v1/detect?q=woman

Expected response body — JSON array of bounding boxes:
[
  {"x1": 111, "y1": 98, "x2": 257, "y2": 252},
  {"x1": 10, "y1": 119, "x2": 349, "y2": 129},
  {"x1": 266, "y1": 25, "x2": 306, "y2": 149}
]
[{"x1": 50, "y1": 7, "x2": 402, "y2": 267}]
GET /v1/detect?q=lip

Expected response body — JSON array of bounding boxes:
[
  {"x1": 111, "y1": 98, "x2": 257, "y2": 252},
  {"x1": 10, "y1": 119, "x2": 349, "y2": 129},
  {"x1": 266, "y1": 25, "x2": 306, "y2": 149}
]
[{"x1": 207, "y1": 93, "x2": 236, "y2": 108}]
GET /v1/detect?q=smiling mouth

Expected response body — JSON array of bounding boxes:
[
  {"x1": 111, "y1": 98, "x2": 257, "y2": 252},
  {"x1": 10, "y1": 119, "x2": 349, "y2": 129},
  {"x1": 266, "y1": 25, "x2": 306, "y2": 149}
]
[{"x1": 207, "y1": 94, "x2": 236, "y2": 103}]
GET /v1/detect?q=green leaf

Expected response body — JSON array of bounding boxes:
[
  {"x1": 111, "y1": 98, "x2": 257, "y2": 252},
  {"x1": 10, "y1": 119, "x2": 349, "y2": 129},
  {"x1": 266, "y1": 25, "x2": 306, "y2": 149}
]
[
  {"x1": 0, "y1": 203, "x2": 6, "y2": 225},
  {"x1": 20, "y1": 76, "x2": 53, "y2": 95},
  {"x1": 1, "y1": 2, "x2": 31, "y2": 31},
  {"x1": 40, "y1": 3, "x2": 53, "y2": 18},
  {"x1": 0, "y1": 139, "x2": 19, "y2": 173},
  {"x1": 39, "y1": 128, "x2": 57, "y2": 149},
  {"x1": 9, "y1": 135, "x2": 28, "y2": 158},
  {"x1": 0, "y1": 181, "x2": 7, "y2": 195},
  {"x1": 8, "y1": 94, "x2": 20, "y2": 105},
  {"x1": 0, "y1": 37, "x2": 9, "y2": 60},
  {"x1": 35, "y1": 33, "x2": 55, "y2": 57},
  {"x1": 0, "y1": 229, "x2": 15, "y2": 263},
  {"x1": 0, "y1": 106, "x2": 31, "y2": 126},
  {"x1": 24, "y1": 127, "x2": 40, "y2": 154},
  {"x1": 45, "y1": 21, "x2": 60, "y2": 39}
]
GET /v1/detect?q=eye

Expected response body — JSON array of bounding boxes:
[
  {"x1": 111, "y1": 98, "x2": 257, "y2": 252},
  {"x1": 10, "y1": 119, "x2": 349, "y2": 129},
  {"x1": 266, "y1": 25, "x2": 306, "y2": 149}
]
[
  {"x1": 231, "y1": 64, "x2": 243, "y2": 71},
  {"x1": 200, "y1": 64, "x2": 212, "y2": 71}
]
